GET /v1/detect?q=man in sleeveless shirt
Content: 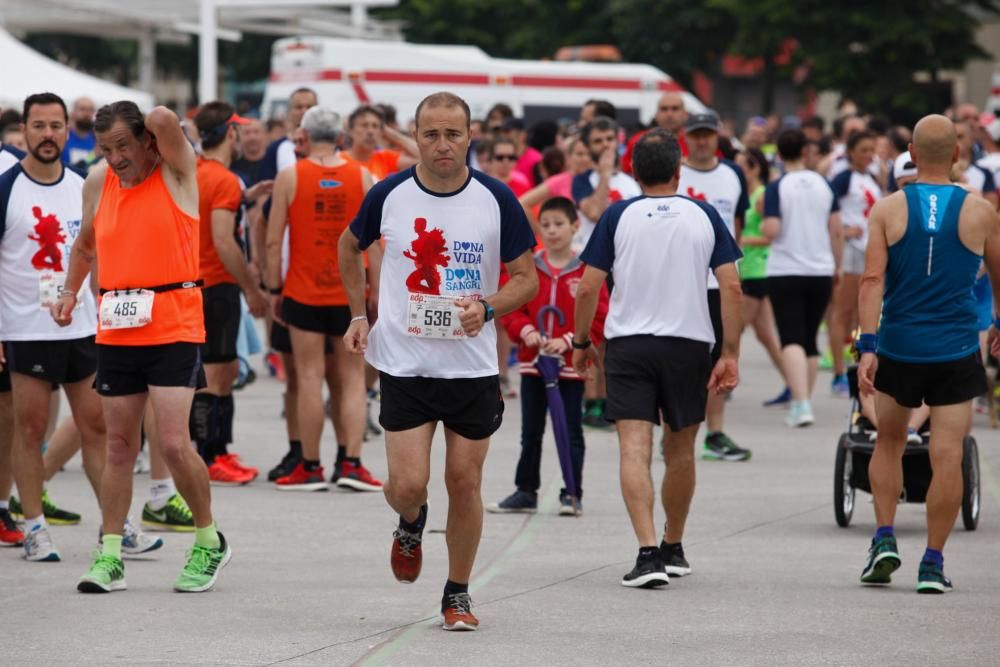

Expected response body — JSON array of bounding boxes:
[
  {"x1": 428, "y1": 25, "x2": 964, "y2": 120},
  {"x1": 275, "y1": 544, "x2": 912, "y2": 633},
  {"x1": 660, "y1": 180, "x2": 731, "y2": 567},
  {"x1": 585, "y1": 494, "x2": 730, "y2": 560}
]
[
  {"x1": 53, "y1": 101, "x2": 231, "y2": 594},
  {"x1": 857, "y1": 114, "x2": 1000, "y2": 594},
  {"x1": 267, "y1": 107, "x2": 382, "y2": 491},
  {"x1": 340, "y1": 92, "x2": 537, "y2": 630}
]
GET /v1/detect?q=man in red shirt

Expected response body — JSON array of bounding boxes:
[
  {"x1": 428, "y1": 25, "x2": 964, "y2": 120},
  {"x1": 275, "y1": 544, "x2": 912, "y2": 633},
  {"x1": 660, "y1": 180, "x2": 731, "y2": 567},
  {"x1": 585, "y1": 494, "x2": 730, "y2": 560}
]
[{"x1": 622, "y1": 92, "x2": 689, "y2": 175}]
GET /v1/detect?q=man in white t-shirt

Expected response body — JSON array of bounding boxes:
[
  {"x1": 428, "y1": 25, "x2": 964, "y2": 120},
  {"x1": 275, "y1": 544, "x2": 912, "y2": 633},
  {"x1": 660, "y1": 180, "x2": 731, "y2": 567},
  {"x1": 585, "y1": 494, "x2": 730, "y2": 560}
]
[
  {"x1": 0, "y1": 93, "x2": 159, "y2": 562},
  {"x1": 339, "y1": 92, "x2": 537, "y2": 632}
]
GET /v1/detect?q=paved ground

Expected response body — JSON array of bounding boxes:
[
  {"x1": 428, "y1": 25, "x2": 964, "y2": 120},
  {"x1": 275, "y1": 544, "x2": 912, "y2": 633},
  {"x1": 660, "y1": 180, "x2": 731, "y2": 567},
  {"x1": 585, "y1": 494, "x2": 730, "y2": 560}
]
[{"x1": 3, "y1": 336, "x2": 999, "y2": 666}]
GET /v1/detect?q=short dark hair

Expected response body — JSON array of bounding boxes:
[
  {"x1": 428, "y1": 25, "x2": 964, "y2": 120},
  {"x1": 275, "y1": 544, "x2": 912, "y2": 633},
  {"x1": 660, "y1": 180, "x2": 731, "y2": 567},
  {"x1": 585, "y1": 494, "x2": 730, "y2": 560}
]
[
  {"x1": 415, "y1": 92, "x2": 470, "y2": 130},
  {"x1": 265, "y1": 118, "x2": 284, "y2": 133},
  {"x1": 776, "y1": 128, "x2": 806, "y2": 161},
  {"x1": 349, "y1": 104, "x2": 384, "y2": 129},
  {"x1": 581, "y1": 116, "x2": 618, "y2": 146},
  {"x1": 888, "y1": 126, "x2": 910, "y2": 154},
  {"x1": 0, "y1": 109, "x2": 22, "y2": 129},
  {"x1": 540, "y1": 146, "x2": 566, "y2": 176},
  {"x1": 584, "y1": 99, "x2": 617, "y2": 120},
  {"x1": 23, "y1": 92, "x2": 68, "y2": 124},
  {"x1": 846, "y1": 129, "x2": 876, "y2": 152},
  {"x1": 538, "y1": 196, "x2": 577, "y2": 223},
  {"x1": 194, "y1": 101, "x2": 235, "y2": 150},
  {"x1": 802, "y1": 115, "x2": 825, "y2": 132},
  {"x1": 486, "y1": 103, "x2": 513, "y2": 123},
  {"x1": 489, "y1": 136, "x2": 516, "y2": 157},
  {"x1": 289, "y1": 87, "x2": 318, "y2": 102},
  {"x1": 95, "y1": 100, "x2": 145, "y2": 138},
  {"x1": 374, "y1": 103, "x2": 397, "y2": 126},
  {"x1": 632, "y1": 128, "x2": 681, "y2": 186},
  {"x1": 742, "y1": 148, "x2": 770, "y2": 183}
]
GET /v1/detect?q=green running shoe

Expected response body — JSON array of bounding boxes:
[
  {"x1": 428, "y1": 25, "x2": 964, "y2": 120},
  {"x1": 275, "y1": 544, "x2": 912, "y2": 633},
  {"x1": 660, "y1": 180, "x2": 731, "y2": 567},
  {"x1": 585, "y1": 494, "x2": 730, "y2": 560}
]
[
  {"x1": 702, "y1": 432, "x2": 752, "y2": 461},
  {"x1": 9, "y1": 489, "x2": 82, "y2": 525},
  {"x1": 819, "y1": 348, "x2": 834, "y2": 371},
  {"x1": 174, "y1": 532, "x2": 231, "y2": 593},
  {"x1": 78, "y1": 553, "x2": 126, "y2": 593},
  {"x1": 142, "y1": 494, "x2": 195, "y2": 532},
  {"x1": 860, "y1": 536, "x2": 901, "y2": 585}
]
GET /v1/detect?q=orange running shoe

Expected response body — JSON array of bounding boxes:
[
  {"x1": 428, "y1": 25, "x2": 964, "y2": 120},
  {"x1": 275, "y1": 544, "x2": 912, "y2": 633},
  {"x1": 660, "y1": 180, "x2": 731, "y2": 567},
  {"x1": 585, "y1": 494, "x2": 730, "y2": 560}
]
[
  {"x1": 335, "y1": 461, "x2": 383, "y2": 492},
  {"x1": 1, "y1": 508, "x2": 24, "y2": 546},
  {"x1": 207, "y1": 457, "x2": 254, "y2": 486},
  {"x1": 217, "y1": 453, "x2": 259, "y2": 480},
  {"x1": 441, "y1": 592, "x2": 479, "y2": 631},
  {"x1": 275, "y1": 462, "x2": 328, "y2": 492},
  {"x1": 390, "y1": 504, "x2": 426, "y2": 583}
]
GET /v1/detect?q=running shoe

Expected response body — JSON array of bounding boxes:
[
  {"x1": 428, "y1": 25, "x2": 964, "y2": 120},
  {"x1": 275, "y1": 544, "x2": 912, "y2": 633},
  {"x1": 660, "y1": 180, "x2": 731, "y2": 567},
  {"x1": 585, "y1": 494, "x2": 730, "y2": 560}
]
[
  {"x1": 660, "y1": 542, "x2": 692, "y2": 577},
  {"x1": 366, "y1": 390, "x2": 383, "y2": 438},
  {"x1": 265, "y1": 351, "x2": 285, "y2": 380},
  {"x1": 275, "y1": 462, "x2": 328, "y2": 491},
  {"x1": 785, "y1": 401, "x2": 815, "y2": 428},
  {"x1": 78, "y1": 552, "x2": 126, "y2": 593},
  {"x1": 232, "y1": 368, "x2": 257, "y2": 390},
  {"x1": 819, "y1": 348, "x2": 834, "y2": 371},
  {"x1": 702, "y1": 432, "x2": 752, "y2": 461},
  {"x1": 621, "y1": 551, "x2": 669, "y2": 588},
  {"x1": 582, "y1": 404, "x2": 613, "y2": 429},
  {"x1": 486, "y1": 490, "x2": 537, "y2": 514},
  {"x1": 22, "y1": 524, "x2": 60, "y2": 562},
  {"x1": 10, "y1": 490, "x2": 82, "y2": 525},
  {"x1": 906, "y1": 429, "x2": 922, "y2": 445},
  {"x1": 142, "y1": 494, "x2": 195, "y2": 532},
  {"x1": 831, "y1": 374, "x2": 850, "y2": 397},
  {"x1": 133, "y1": 447, "x2": 150, "y2": 474},
  {"x1": 763, "y1": 387, "x2": 791, "y2": 408},
  {"x1": 1, "y1": 508, "x2": 24, "y2": 546},
  {"x1": 860, "y1": 535, "x2": 901, "y2": 585},
  {"x1": 174, "y1": 532, "x2": 232, "y2": 593},
  {"x1": 207, "y1": 457, "x2": 255, "y2": 486},
  {"x1": 121, "y1": 519, "x2": 164, "y2": 556},
  {"x1": 441, "y1": 592, "x2": 479, "y2": 631},
  {"x1": 916, "y1": 559, "x2": 953, "y2": 594},
  {"x1": 216, "y1": 453, "x2": 259, "y2": 480},
  {"x1": 267, "y1": 449, "x2": 302, "y2": 482},
  {"x1": 391, "y1": 504, "x2": 426, "y2": 583},
  {"x1": 335, "y1": 461, "x2": 383, "y2": 492},
  {"x1": 558, "y1": 491, "x2": 581, "y2": 516}
]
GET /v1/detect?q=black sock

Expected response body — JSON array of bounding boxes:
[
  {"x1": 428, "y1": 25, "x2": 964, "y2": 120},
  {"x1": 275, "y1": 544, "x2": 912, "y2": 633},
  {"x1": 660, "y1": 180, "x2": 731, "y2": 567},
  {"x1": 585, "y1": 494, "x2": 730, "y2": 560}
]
[
  {"x1": 345, "y1": 456, "x2": 361, "y2": 466},
  {"x1": 442, "y1": 580, "x2": 469, "y2": 610},
  {"x1": 190, "y1": 393, "x2": 216, "y2": 464},
  {"x1": 216, "y1": 394, "x2": 234, "y2": 458},
  {"x1": 584, "y1": 399, "x2": 596, "y2": 411},
  {"x1": 336, "y1": 445, "x2": 347, "y2": 463},
  {"x1": 639, "y1": 546, "x2": 659, "y2": 560},
  {"x1": 399, "y1": 503, "x2": 427, "y2": 533},
  {"x1": 303, "y1": 459, "x2": 321, "y2": 472},
  {"x1": 289, "y1": 440, "x2": 303, "y2": 457}
]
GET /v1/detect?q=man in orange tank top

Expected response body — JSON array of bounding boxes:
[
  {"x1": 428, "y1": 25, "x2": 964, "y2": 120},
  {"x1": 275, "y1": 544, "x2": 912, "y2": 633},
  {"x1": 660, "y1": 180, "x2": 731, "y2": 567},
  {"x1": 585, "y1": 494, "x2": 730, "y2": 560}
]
[
  {"x1": 266, "y1": 107, "x2": 383, "y2": 492},
  {"x1": 342, "y1": 105, "x2": 418, "y2": 181},
  {"x1": 53, "y1": 101, "x2": 231, "y2": 594},
  {"x1": 191, "y1": 101, "x2": 270, "y2": 486}
]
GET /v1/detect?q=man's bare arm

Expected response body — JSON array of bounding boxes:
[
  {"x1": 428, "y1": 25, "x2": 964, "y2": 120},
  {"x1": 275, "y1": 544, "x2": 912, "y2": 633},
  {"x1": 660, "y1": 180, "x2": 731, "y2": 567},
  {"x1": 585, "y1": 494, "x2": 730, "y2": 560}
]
[
  {"x1": 713, "y1": 262, "x2": 743, "y2": 359},
  {"x1": 858, "y1": 203, "x2": 889, "y2": 334},
  {"x1": 145, "y1": 106, "x2": 196, "y2": 178}
]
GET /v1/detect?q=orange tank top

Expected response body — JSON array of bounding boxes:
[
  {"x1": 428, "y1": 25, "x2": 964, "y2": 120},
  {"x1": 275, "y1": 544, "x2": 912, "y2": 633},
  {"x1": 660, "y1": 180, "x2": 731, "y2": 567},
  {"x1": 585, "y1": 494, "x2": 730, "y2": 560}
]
[
  {"x1": 93, "y1": 165, "x2": 205, "y2": 345},
  {"x1": 283, "y1": 159, "x2": 365, "y2": 306}
]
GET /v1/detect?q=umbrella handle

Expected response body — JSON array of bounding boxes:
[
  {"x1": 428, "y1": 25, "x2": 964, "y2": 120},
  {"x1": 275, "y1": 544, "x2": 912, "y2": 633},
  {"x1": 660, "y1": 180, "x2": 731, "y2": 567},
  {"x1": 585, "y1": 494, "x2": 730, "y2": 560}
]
[{"x1": 536, "y1": 304, "x2": 565, "y2": 339}]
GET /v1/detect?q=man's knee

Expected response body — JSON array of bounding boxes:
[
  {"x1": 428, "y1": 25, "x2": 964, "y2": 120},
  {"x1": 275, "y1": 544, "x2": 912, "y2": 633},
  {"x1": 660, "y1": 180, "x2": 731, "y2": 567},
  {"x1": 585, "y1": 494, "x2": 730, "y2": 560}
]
[
  {"x1": 106, "y1": 433, "x2": 137, "y2": 467},
  {"x1": 15, "y1": 412, "x2": 48, "y2": 447},
  {"x1": 445, "y1": 469, "x2": 481, "y2": 500},
  {"x1": 386, "y1": 475, "x2": 428, "y2": 507}
]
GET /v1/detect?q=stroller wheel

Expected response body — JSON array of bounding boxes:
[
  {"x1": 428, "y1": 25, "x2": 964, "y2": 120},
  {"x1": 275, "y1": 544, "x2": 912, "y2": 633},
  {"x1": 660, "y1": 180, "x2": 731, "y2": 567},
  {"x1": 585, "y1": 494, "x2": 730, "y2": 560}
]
[
  {"x1": 834, "y1": 434, "x2": 855, "y2": 527},
  {"x1": 962, "y1": 437, "x2": 980, "y2": 531}
]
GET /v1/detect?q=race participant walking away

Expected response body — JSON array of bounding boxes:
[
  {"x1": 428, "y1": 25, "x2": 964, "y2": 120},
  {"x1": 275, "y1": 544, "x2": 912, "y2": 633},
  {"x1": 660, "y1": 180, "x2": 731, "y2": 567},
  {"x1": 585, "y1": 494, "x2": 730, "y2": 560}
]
[
  {"x1": 677, "y1": 110, "x2": 750, "y2": 461},
  {"x1": 486, "y1": 197, "x2": 609, "y2": 516},
  {"x1": 857, "y1": 114, "x2": 1000, "y2": 594},
  {"x1": 829, "y1": 130, "x2": 881, "y2": 396},
  {"x1": 339, "y1": 92, "x2": 537, "y2": 630},
  {"x1": 573, "y1": 129, "x2": 742, "y2": 589},
  {"x1": 54, "y1": 101, "x2": 230, "y2": 593},
  {"x1": 342, "y1": 104, "x2": 418, "y2": 180},
  {"x1": 191, "y1": 102, "x2": 270, "y2": 485},
  {"x1": 267, "y1": 107, "x2": 381, "y2": 492},
  {"x1": 763, "y1": 129, "x2": 842, "y2": 427},
  {"x1": 734, "y1": 148, "x2": 788, "y2": 407}
]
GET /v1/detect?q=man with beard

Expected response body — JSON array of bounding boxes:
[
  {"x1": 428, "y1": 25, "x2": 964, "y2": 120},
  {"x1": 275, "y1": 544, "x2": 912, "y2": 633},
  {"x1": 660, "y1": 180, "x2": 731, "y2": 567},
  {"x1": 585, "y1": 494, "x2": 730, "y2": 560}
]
[
  {"x1": 62, "y1": 96, "x2": 99, "y2": 172},
  {"x1": 190, "y1": 102, "x2": 270, "y2": 484}
]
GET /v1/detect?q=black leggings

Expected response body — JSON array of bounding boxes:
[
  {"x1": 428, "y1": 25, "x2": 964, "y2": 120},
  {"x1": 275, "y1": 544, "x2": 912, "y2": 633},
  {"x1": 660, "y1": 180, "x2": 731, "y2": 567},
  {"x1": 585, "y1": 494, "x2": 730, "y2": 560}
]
[{"x1": 767, "y1": 276, "x2": 832, "y2": 357}]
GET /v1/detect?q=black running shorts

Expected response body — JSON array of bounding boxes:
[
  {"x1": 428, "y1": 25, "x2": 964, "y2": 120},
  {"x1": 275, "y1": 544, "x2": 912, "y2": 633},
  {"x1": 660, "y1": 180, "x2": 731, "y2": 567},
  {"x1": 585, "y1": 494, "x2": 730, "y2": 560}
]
[
  {"x1": 707, "y1": 288, "x2": 723, "y2": 366},
  {"x1": 767, "y1": 275, "x2": 832, "y2": 357},
  {"x1": 604, "y1": 335, "x2": 712, "y2": 432},
  {"x1": 201, "y1": 282, "x2": 241, "y2": 364},
  {"x1": 4, "y1": 336, "x2": 97, "y2": 384},
  {"x1": 95, "y1": 343, "x2": 206, "y2": 396},
  {"x1": 874, "y1": 352, "x2": 987, "y2": 408},
  {"x1": 0, "y1": 365, "x2": 10, "y2": 393},
  {"x1": 281, "y1": 297, "x2": 352, "y2": 338},
  {"x1": 741, "y1": 278, "x2": 768, "y2": 301},
  {"x1": 269, "y1": 321, "x2": 334, "y2": 355},
  {"x1": 378, "y1": 372, "x2": 504, "y2": 440}
]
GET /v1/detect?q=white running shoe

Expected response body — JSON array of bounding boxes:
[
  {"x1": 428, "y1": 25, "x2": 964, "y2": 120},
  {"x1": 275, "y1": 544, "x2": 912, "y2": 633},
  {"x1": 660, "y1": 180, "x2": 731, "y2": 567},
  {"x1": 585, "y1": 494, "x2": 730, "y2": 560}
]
[
  {"x1": 785, "y1": 401, "x2": 815, "y2": 428},
  {"x1": 100, "y1": 518, "x2": 164, "y2": 557},
  {"x1": 23, "y1": 524, "x2": 60, "y2": 562},
  {"x1": 133, "y1": 448, "x2": 150, "y2": 474}
]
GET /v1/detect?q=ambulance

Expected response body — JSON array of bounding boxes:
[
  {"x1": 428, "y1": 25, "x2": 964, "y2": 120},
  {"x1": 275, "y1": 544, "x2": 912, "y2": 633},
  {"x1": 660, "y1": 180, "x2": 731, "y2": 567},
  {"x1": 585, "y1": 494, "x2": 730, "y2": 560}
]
[{"x1": 261, "y1": 36, "x2": 705, "y2": 127}]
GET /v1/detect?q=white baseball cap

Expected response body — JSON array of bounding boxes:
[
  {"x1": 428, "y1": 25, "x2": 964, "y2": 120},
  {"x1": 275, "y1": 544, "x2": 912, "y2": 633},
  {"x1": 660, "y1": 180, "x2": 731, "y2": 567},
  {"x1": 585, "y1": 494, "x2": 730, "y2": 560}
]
[{"x1": 893, "y1": 150, "x2": 917, "y2": 182}]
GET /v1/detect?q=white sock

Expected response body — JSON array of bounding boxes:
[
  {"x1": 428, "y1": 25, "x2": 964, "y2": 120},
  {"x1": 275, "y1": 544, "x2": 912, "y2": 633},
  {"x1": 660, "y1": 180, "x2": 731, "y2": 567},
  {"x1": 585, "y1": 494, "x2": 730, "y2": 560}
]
[
  {"x1": 149, "y1": 478, "x2": 176, "y2": 510},
  {"x1": 0, "y1": 500, "x2": 8, "y2": 511},
  {"x1": 25, "y1": 515, "x2": 45, "y2": 532}
]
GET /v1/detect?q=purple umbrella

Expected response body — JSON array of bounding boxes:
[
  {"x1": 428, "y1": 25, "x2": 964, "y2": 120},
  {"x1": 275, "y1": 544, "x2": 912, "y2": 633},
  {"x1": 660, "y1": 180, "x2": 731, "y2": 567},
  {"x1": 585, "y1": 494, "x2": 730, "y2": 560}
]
[{"x1": 534, "y1": 305, "x2": 579, "y2": 510}]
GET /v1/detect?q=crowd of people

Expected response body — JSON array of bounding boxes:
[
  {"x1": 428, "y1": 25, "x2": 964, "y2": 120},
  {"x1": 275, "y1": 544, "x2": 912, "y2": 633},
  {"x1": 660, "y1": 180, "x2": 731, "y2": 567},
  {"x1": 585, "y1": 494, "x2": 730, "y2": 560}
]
[{"x1": 1, "y1": 82, "x2": 999, "y2": 627}]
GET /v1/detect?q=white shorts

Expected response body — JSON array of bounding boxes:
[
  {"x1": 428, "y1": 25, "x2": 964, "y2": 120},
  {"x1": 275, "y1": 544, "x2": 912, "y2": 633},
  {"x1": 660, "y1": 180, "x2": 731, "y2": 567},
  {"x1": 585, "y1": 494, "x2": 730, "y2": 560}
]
[{"x1": 842, "y1": 243, "x2": 866, "y2": 275}]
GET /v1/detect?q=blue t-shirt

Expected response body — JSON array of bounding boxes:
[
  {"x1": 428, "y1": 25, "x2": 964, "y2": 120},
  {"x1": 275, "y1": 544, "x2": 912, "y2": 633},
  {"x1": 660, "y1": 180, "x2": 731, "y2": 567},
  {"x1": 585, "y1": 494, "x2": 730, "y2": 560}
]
[{"x1": 62, "y1": 129, "x2": 98, "y2": 170}]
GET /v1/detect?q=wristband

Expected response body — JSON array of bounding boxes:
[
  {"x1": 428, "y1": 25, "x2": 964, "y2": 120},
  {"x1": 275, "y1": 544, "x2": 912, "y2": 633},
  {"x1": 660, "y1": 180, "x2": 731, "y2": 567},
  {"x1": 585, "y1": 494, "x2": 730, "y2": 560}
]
[
  {"x1": 58, "y1": 288, "x2": 77, "y2": 299},
  {"x1": 269, "y1": 287, "x2": 282, "y2": 296},
  {"x1": 571, "y1": 338, "x2": 592, "y2": 350},
  {"x1": 350, "y1": 315, "x2": 368, "y2": 323},
  {"x1": 856, "y1": 333, "x2": 877, "y2": 354},
  {"x1": 480, "y1": 299, "x2": 495, "y2": 322}
]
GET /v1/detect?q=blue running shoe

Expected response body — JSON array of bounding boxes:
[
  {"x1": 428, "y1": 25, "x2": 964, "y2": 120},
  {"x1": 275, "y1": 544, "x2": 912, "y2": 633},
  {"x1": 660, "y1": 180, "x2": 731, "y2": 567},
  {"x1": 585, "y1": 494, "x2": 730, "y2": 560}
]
[
  {"x1": 917, "y1": 560, "x2": 953, "y2": 594},
  {"x1": 860, "y1": 535, "x2": 901, "y2": 585},
  {"x1": 763, "y1": 387, "x2": 791, "y2": 408}
]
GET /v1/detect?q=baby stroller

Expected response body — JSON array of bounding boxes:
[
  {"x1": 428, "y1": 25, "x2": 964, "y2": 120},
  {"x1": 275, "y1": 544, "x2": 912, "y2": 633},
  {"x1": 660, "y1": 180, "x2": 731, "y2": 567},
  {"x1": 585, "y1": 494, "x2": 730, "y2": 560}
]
[{"x1": 833, "y1": 366, "x2": 980, "y2": 530}]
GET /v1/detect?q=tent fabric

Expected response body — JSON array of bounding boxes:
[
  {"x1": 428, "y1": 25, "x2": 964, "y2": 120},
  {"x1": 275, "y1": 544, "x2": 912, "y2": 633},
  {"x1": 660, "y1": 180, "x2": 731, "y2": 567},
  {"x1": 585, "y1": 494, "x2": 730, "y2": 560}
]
[{"x1": 0, "y1": 28, "x2": 153, "y2": 111}]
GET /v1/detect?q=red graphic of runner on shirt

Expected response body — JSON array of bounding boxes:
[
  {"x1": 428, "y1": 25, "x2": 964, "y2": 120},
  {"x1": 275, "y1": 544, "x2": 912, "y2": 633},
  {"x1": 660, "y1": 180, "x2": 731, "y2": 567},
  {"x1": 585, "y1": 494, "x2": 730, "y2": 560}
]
[
  {"x1": 27, "y1": 206, "x2": 65, "y2": 271},
  {"x1": 862, "y1": 188, "x2": 876, "y2": 218},
  {"x1": 686, "y1": 186, "x2": 707, "y2": 201},
  {"x1": 403, "y1": 217, "x2": 450, "y2": 295}
]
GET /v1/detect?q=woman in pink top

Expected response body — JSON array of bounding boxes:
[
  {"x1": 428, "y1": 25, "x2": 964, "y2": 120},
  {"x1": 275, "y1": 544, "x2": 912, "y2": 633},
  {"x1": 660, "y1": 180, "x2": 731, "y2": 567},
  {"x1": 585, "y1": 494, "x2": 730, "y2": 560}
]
[{"x1": 519, "y1": 139, "x2": 593, "y2": 230}]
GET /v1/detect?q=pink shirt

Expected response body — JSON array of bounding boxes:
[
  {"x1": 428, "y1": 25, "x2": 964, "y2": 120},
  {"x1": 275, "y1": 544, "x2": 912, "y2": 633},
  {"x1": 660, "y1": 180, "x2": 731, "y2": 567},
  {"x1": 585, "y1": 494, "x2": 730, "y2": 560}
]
[
  {"x1": 516, "y1": 147, "x2": 542, "y2": 186},
  {"x1": 544, "y1": 171, "x2": 573, "y2": 200}
]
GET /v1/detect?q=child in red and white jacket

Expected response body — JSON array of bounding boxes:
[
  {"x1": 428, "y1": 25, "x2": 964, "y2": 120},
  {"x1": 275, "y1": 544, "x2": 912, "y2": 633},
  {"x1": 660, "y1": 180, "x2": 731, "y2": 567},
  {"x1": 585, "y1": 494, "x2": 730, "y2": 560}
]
[{"x1": 486, "y1": 197, "x2": 609, "y2": 516}]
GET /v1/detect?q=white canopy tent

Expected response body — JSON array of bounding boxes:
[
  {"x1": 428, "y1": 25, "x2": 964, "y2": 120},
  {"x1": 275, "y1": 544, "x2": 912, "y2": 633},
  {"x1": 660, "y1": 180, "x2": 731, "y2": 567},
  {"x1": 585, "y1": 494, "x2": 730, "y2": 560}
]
[{"x1": 0, "y1": 27, "x2": 153, "y2": 111}]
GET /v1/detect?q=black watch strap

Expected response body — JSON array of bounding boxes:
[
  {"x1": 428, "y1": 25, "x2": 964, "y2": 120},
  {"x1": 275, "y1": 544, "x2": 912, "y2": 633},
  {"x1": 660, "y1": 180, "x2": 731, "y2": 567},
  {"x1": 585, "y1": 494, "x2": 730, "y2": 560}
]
[
  {"x1": 572, "y1": 338, "x2": 592, "y2": 350},
  {"x1": 480, "y1": 300, "x2": 495, "y2": 322}
]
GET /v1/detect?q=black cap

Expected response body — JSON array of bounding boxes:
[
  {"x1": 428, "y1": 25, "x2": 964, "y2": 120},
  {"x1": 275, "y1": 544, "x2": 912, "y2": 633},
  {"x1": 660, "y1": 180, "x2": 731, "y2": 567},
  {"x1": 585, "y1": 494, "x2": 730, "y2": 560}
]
[
  {"x1": 501, "y1": 117, "x2": 525, "y2": 131},
  {"x1": 685, "y1": 110, "x2": 721, "y2": 133}
]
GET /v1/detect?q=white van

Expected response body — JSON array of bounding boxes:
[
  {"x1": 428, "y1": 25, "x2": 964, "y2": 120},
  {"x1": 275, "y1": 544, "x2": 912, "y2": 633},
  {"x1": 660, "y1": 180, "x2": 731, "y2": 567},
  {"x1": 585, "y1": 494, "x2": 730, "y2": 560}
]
[{"x1": 261, "y1": 37, "x2": 705, "y2": 127}]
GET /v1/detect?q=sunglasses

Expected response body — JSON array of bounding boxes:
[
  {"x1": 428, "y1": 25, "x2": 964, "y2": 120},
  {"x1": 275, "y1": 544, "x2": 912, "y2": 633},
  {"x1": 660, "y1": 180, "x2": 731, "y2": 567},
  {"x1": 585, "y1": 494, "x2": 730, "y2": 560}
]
[{"x1": 493, "y1": 154, "x2": 517, "y2": 161}]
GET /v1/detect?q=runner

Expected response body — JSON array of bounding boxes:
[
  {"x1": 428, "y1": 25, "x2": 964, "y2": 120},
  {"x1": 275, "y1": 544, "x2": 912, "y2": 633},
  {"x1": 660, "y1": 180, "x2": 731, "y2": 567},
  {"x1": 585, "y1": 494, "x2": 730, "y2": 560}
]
[
  {"x1": 676, "y1": 110, "x2": 750, "y2": 461},
  {"x1": 191, "y1": 101, "x2": 270, "y2": 485},
  {"x1": 829, "y1": 130, "x2": 882, "y2": 396},
  {"x1": 621, "y1": 91, "x2": 690, "y2": 174},
  {"x1": 53, "y1": 101, "x2": 230, "y2": 593},
  {"x1": 0, "y1": 93, "x2": 158, "y2": 562},
  {"x1": 572, "y1": 129, "x2": 742, "y2": 588},
  {"x1": 489, "y1": 136, "x2": 531, "y2": 197},
  {"x1": 955, "y1": 121, "x2": 998, "y2": 209},
  {"x1": 763, "y1": 129, "x2": 841, "y2": 427},
  {"x1": 342, "y1": 104, "x2": 418, "y2": 180},
  {"x1": 857, "y1": 114, "x2": 1000, "y2": 594},
  {"x1": 339, "y1": 92, "x2": 537, "y2": 630},
  {"x1": 267, "y1": 107, "x2": 382, "y2": 492},
  {"x1": 62, "y1": 97, "x2": 98, "y2": 172}
]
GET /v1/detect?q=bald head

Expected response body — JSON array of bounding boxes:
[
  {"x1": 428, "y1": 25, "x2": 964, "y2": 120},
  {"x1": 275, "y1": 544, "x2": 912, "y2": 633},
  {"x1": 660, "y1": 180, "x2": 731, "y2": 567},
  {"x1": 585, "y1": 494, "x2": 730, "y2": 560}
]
[
  {"x1": 912, "y1": 114, "x2": 958, "y2": 169},
  {"x1": 655, "y1": 92, "x2": 687, "y2": 133}
]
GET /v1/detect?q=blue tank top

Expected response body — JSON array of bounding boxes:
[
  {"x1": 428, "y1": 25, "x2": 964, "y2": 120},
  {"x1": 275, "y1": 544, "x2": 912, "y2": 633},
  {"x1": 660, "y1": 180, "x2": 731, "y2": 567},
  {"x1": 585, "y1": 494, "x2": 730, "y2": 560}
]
[{"x1": 879, "y1": 184, "x2": 979, "y2": 362}]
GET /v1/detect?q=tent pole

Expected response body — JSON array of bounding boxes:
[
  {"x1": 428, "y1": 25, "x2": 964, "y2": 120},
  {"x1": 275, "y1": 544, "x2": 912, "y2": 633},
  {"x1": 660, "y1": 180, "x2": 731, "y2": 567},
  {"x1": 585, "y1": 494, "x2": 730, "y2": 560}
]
[
  {"x1": 199, "y1": 0, "x2": 218, "y2": 104},
  {"x1": 138, "y1": 28, "x2": 156, "y2": 96}
]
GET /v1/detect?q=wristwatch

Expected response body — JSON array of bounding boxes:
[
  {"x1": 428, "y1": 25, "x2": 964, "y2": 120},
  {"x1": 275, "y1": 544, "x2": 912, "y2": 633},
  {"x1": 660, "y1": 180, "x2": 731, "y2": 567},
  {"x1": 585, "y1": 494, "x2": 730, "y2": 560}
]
[
  {"x1": 480, "y1": 300, "x2": 495, "y2": 322},
  {"x1": 572, "y1": 338, "x2": 592, "y2": 350}
]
